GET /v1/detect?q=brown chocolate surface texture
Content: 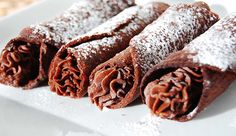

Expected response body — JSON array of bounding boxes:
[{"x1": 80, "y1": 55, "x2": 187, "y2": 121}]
[
  {"x1": 0, "y1": 0, "x2": 135, "y2": 89},
  {"x1": 88, "y1": 2, "x2": 219, "y2": 110},
  {"x1": 141, "y1": 13, "x2": 236, "y2": 121},
  {"x1": 48, "y1": 2, "x2": 169, "y2": 98}
]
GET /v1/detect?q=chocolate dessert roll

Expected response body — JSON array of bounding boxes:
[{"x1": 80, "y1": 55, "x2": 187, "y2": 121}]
[
  {"x1": 141, "y1": 13, "x2": 236, "y2": 121},
  {"x1": 0, "y1": 0, "x2": 135, "y2": 89},
  {"x1": 48, "y1": 2, "x2": 169, "y2": 98},
  {"x1": 88, "y1": 2, "x2": 219, "y2": 110}
]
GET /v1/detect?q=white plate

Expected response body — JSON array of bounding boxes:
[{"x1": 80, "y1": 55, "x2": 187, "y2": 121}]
[{"x1": 0, "y1": 0, "x2": 236, "y2": 136}]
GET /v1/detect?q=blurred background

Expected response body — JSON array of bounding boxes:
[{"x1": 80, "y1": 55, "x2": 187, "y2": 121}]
[{"x1": 0, "y1": 0, "x2": 39, "y2": 16}]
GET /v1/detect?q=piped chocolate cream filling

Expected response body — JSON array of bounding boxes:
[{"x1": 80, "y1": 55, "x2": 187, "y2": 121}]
[
  {"x1": 89, "y1": 66, "x2": 134, "y2": 109},
  {"x1": 0, "y1": 41, "x2": 39, "y2": 87},
  {"x1": 144, "y1": 67, "x2": 203, "y2": 119},
  {"x1": 49, "y1": 50, "x2": 85, "y2": 98}
]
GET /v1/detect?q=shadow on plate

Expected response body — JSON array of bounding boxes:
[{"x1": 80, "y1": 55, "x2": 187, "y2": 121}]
[
  {"x1": 196, "y1": 80, "x2": 236, "y2": 120},
  {"x1": 0, "y1": 96, "x2": 105, "y2": 136},
  {"x1": 126, "y1": 97, "x2": 143, "y2": 108}
]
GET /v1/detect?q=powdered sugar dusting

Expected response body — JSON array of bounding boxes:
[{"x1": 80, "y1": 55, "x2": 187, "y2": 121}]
[
  {"x1": 229, "y1": 117, "x2": 236, "y2": 128},
  {"x1": 68, "y1": 3, "x2": 165, "y2": 62},
  {"x1": 187, "y1": 13, "x2": 236, "y2": 72},
  {"x1": 75, "y1": 6, "x2": 139, "y2": 39},
  {"x1": 121, "y1": 114, "x2": 161, "y2": 136},
  {"x1": 130, "y1": 3, "x2": 218, "y2": 73},
  {"x1": 64, "y1": 131, "x2": 103, "y2": 136},
  {"x1": 30, "y1": 0, "x2": 134, "y2": 47}
]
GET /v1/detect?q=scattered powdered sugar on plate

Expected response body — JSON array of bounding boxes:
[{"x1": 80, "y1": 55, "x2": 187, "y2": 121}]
[
  {"x1": 229, "y1": 117, "x2": 236, "y2": 128},
  {"x1": 102, "y1": 107, "x2": 112, "y2": 112},
  {"x1": 121, "y1": 114, "x2": 162, "y2": 136},
  {"x1": 63, "y1": 131, "x2": 103, "y2": 136},
  {"x1": 187, "y1": 12, "x2": 236, "y2": 72}
]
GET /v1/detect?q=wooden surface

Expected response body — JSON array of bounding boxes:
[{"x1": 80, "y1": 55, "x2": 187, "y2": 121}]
[{"x1": 0, "y1": 0, "x2": 38, "y2": 16}]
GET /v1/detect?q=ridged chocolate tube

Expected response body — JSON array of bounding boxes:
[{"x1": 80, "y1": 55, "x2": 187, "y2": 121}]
[
  {"x1": 141, "y1": 13, "x2": 236, "y2": 121},
  {"x1": 88, "y1": 2, "x2": 219, "y2": 110},
  {"x1": 48, "y1": 2, "x2": 169, "y2": 98},
  {"x1": 0, "y1": 0, "x2": 135, "y2": 89}
]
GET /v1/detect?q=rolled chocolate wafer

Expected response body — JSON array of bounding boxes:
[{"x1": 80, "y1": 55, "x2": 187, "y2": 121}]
[
  {"x1": 0, "y1": 0, "x2": 135, "y2": 89},
  {"x1": 48, "y1": 2, "x2": 169, "y2": 98},
  {"x1": 141, "y1": 13, "x2": 236, "y2": 121},
  {"x1": 88, "y1": 2, "x2": 219, "y2": 110}
]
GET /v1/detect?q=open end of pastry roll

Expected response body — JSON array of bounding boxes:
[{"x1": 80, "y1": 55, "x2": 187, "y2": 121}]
[
  {"x1": 0, "y1": 37, "x2": 57, "y2": 89},
  {"x1": 141, "y1": 62, "x2": 236, "y2": 122},
  {"x1": 49, "y1": 48, "x2": 87, "y2": 98},
  {"x1": 0, "y1": 39, "x2": 40, "y2": 87},
  {"x1": 89, "y1": 65, "x2": 134, "y2": 109},
  {"x1": 88, "y1": 48, "x2": 135, "y2": 109},
  {"x1": 143, "y1": 67, "x2": 203, "y2": 119},
  {"x1": 88, "y1": 49, "x2": 140, "y2": 109}
]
